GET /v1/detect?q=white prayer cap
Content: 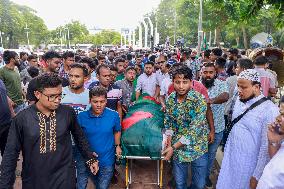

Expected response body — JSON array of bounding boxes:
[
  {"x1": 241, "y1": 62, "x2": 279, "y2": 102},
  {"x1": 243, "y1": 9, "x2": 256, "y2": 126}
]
[{"x1": 238, "y1": 69, "x2": 260, "y2": 83}]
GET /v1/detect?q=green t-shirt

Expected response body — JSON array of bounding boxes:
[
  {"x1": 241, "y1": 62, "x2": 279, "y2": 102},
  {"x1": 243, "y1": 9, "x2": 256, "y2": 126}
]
[
  {"x1": 116, "y1": 73, "x2": 125, "y2": 81},
  {"x1": 0, "y1": 66, "x2": 23, "y2": 105}
]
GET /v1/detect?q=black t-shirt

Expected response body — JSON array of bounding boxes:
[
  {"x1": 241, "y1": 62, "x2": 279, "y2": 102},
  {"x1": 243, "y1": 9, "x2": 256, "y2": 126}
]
[
  {"x1": 0, "y1": 79, "x2": 11, "y2": 126},
  {"x1": 26, "y1": 77, "x2": 69, "y2": 102}
]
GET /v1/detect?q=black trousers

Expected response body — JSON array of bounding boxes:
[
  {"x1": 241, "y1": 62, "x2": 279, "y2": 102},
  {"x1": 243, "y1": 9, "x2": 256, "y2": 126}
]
[{"x1": 0, "y1": 122, "x2": 11, "y2": 156}]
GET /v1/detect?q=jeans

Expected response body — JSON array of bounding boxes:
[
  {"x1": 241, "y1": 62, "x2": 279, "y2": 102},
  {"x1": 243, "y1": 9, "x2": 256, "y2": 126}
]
[
  {"x1": 89, "y1": 166, "x2": 114, "y2": 189},
  {"x1": 207, "y1": 131, "x2": 223, "y2": 178},
  {"x1": 173, "y1": 153, "x2": 208, "y2": 189},
  {"x1": 73, "y1": 146, "x2": 89, "y2": 189}
]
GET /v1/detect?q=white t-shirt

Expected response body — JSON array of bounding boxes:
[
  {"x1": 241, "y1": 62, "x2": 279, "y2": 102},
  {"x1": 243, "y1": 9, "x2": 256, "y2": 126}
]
[
  {"x1": 257, "y1": 141, "x2": 284, "y2": 189},
  {"x1": 61, "y1": 86, "x2": 90, "y2": 115}
]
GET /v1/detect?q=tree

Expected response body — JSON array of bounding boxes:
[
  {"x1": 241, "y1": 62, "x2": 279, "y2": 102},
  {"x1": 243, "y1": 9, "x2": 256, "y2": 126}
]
[{"x1": 92, "y1": 30, "x2": 121, "y2": 45}]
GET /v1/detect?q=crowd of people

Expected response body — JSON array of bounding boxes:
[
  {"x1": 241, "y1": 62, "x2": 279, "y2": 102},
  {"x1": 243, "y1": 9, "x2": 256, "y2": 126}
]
[{"x1": 0, "y1": 46, "x2": 283, "y2": 189}]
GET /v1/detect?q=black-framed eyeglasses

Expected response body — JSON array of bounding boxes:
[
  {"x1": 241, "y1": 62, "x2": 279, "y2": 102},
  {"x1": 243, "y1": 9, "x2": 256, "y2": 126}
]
[{"x1": 41, "y1": 92, "x2": 65, "y2": 102}]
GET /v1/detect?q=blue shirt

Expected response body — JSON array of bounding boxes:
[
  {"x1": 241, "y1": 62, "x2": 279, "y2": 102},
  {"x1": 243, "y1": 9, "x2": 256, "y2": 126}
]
[{"x1": 77, "y1": 108, "x2": 121, "y2": 167}]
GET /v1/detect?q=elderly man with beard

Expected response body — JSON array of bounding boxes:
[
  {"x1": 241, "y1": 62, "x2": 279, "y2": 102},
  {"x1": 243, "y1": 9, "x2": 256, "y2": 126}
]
[
  {"x1": 217, "y1": 69, "x2": 279, "y2": 189},
  {"x1": 200, "y1": 62, "x2": 229, "y2": 188}
]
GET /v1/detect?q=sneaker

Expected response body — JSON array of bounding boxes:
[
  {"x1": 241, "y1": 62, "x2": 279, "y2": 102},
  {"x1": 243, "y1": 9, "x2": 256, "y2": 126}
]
[{"x1": 206, "y1": 177, "x2": 213, "y2": 189}]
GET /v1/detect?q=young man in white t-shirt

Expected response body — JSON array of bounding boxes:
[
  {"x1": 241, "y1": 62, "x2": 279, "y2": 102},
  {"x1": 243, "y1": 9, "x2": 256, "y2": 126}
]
[{"x1": 61, "y1": 63, "x2": 90, "y2": 189}]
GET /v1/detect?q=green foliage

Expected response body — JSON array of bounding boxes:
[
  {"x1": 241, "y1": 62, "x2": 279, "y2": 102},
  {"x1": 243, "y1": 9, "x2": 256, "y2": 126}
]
[{"x1": 91, "y1": 30, "x2": 122, "y2": 45}]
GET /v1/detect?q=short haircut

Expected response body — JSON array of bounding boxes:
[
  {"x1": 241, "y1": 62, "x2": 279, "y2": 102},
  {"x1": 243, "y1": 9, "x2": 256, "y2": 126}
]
[
  {"x1": 144, "y1": 61, "x2": 154, "y2": 66},
  {"x1": 125, "y1": 66, "x2": 136, "y2": 73},
  {"x1": 172, "y1": 65, "x2": 193, "y2": 81},
  {"x1": 228, "y1": 48, "x2": 239, "y2": 56},
  {"x1": 109, "y1": 65, "x2": 118, "y2": 72},
  {"x1": 158, "y1": 54, "x2": 168, "y2": 61},
  {"x1": 215, "y1": 57, "x2": 227, "y2": 68},
  {"x1": 35, "y1": 73, "x2": 62, "y2": 92},
  {"x1": 135, "y1": 64, "x2": 142, "y2": 69},
  {"x1": 89, "y1": 86, "x2": 107, "y2": 99},
  {"x1": 115, "y1": 58, "x2": 125, "y2": 65},
  {"x1": 237, "y1": 58, "x2": 254, "y2": 69},
  {"x1": 79, "y1": 57, "x2": 97, "y2": 69},
  {"x1": 27, "y1": 66, "x2": 40, "y2": 78},
  {"x1": 254, "y1": 56, "x2": 268, "y2": 65},
  {"x1": 211, "y1": 48, "x2": 223, "y2": 57},
  {"x1": 3, "y1": 50, "x2": 18, "y2": 63},
  {"x1": 96, "y1": 64, "x2": 109, "y2": 75},
  {"x1": 240, "y1": 50, "x2": 246, "y2": 55},
  {"x1": 108, "y1": 50, "x2": 115, "y2": 55},
  {"x1": 62, "y1": 51, "x2": 75, "y2": 59},
  {"x1": 204, "y1": 49, "x2": 211, "y2": 58},
  {"x1": 98, "y1": 55, "x2": 105, "y2": 60},
  {"x1": 203, "y1": 62, "x2": 215, "y2": 68},
  {"x1": 20, "y1": 52, "x2": 28, "y2": 58},
  {"x1": 43, "y1": 51, "x2": 61, "y2": 61},
  {"x1": 75, "y1": 55, "x2": 82, "y2": 63},
  {"x1": 149, "y1": 55, "x2": 157, "y2": 62},
  {"x1": 182, "y1": 51, "x2": 191, "y2": 58},
  {"x1": 70, "y1": 63, "x2": 88, "y2": 77},
  {"x1": 126, "y1": 53, "x2": 133, "y2": 61},
  {"x1": 27, "y1": 54, "x2": 37, "y2": 61}
]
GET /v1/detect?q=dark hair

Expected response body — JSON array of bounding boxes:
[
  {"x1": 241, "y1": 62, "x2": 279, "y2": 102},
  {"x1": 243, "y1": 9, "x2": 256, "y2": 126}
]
[
  {"x1": 135, "y1": 64, "x2": 142, "y2": 69},
  {"x1": 89, "y1": 86, "x2": 107, "y2": 99},
  {"x1": 20, "y1": 52, "x2": 28, "y2": 58},
  {"x1": 62, "y1": 51, "x2": 75, "y2": 60},
  {"x1": 96, "y1": 64, "x2": 109, "y2": 75},
  {"x1": 149, "y1": 55, "x2": 156, "y2": 62},
  {"x1": 27, "y1": 54, "x2": 37, "y2": 61},
  {"x1": 75, "y1": 55, "x2": 82, "y2": 63},
  {"x1": 254, "y1": 56, "x2": 268, "y2": 65},
  {"x1": 109, "y1": 65, "x2": 118, "y2": 72},
  {"x1": 172, "y1": 65, "x2": 193, "y2": 81},
  {"x1": 204, "y1": 49, "x2": 211, "y2": 58},
  {"x1": 98, "y1": 55, "x2": 105, "y2": 60},
  {"x1": 126, "y1": 53, "x2": 133, "y2": 61},
  {"x1": 27, "y1": 66, "x2": 40, "y2": 78},
  {"x1": 108, "y1": 50, "x2": 115, "y2": 55},
  {"x1": 237, "y1": 58, "x2": 254, "y2": 70},
  {"x1": 240, "y1": 50, "x2": 246, "y2": 55},
  {"x1": 212, "y1": 48, "x2": 222, "y2": 57},
  {"x1": 70, "y1": 63, "x2": 88, "y2": 77},
  {"x1": 79, "y1": 57, "x2": 97, "y2": 69},
  {"x1": 44, "y1": 51, "x2": 61, "y2": 60},
  {"x1": 215, "y1": 57, "x2": 227, "y2": 68},
  {"x1": 35, "y1": 73, "x2": 62, "y2": 92},
  {"x1": 115, "y1": 58, "x2": 125, "y2": 65},
  {"x1": 125, "y1": 66, "x2": 136, "y2": 73},
  {"x1": 3, "y1": 50, "x2": 18, "y2": 63},
  {"x1": 203, "y1": 62, "x2": 215, "y2": 68},
  {"x1": 144, "y1": 61, "x2": 154, "y2": 66},
  {"x1": 228, "y1": 48, "x2": 239, "y2": 56}
]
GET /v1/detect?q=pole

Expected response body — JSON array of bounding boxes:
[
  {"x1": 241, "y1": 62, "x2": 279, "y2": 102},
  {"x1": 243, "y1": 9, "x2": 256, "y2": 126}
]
[
  {"x1": 60, "y1": 29, "x2": 63, "y2": 49},
  {"x1": 67, "y1": 28, "x2": 70, "y2": 48},
  {"x1": 132, "y1": 29, "x2": 136, "y2": 48},
  {"x1": 0, "y1": 31, "x2": 3, "y2": 48},
  {"x1": 197, "y1": 0, "x2": 203, "y2": 55},
  {"x1": 209, "y1": 30, "x2": 212, "y2": 47},
  {"x1": 138, "y1": 24, "x2": 143, "y2": 48},
  {"x1": 174, "y1": 9, "x2": 177, "y2": 45},
  {"x1": 145, "y1": 17, "x2": 154, "y2": 48},
  {"x1": 24, "y1": 23, "x2": 30, "y2": 47},
  {"x1": 141, "y1": 20, "x2": 148, "y2": 48}
]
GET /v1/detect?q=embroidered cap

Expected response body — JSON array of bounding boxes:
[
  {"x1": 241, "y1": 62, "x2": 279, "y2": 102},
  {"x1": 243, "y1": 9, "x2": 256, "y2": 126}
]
[{"x1": 238, "y1": 69, "x2": 260, "y2": 83}]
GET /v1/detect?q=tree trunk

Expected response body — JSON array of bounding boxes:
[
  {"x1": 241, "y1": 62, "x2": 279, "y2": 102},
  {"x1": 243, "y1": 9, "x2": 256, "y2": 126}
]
[
  {"x1": 242, "y1": 25, "x2": 248, "y2": 49},
  {"x1": 216, "y1": 27, "x2": 221, "y2": 47},
  {"x1": 236, "y1": 36, "x2": 240, "y2": 48}
]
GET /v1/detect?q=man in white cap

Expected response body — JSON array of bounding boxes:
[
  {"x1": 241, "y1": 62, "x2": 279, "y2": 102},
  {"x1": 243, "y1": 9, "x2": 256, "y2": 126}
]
[{"x1": 216, "y1": 69, "x2": 279, "y2": 189}]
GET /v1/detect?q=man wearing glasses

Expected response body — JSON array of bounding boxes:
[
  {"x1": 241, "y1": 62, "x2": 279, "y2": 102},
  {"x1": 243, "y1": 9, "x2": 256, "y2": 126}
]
[{"x1": 0, "y1": 73, "x2": 98, "y2": 189}]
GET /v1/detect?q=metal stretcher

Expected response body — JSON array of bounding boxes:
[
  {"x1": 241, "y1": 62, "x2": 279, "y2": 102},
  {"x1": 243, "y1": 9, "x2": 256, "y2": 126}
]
[{"x1": 124, "y1": 156, "x2": 164, "y2": 189}]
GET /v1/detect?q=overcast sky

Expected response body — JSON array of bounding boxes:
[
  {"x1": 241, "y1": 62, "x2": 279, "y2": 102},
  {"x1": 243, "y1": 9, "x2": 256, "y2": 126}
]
[{"x1": 11, "y1": 0, "x2": 161, "y2": 30}]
